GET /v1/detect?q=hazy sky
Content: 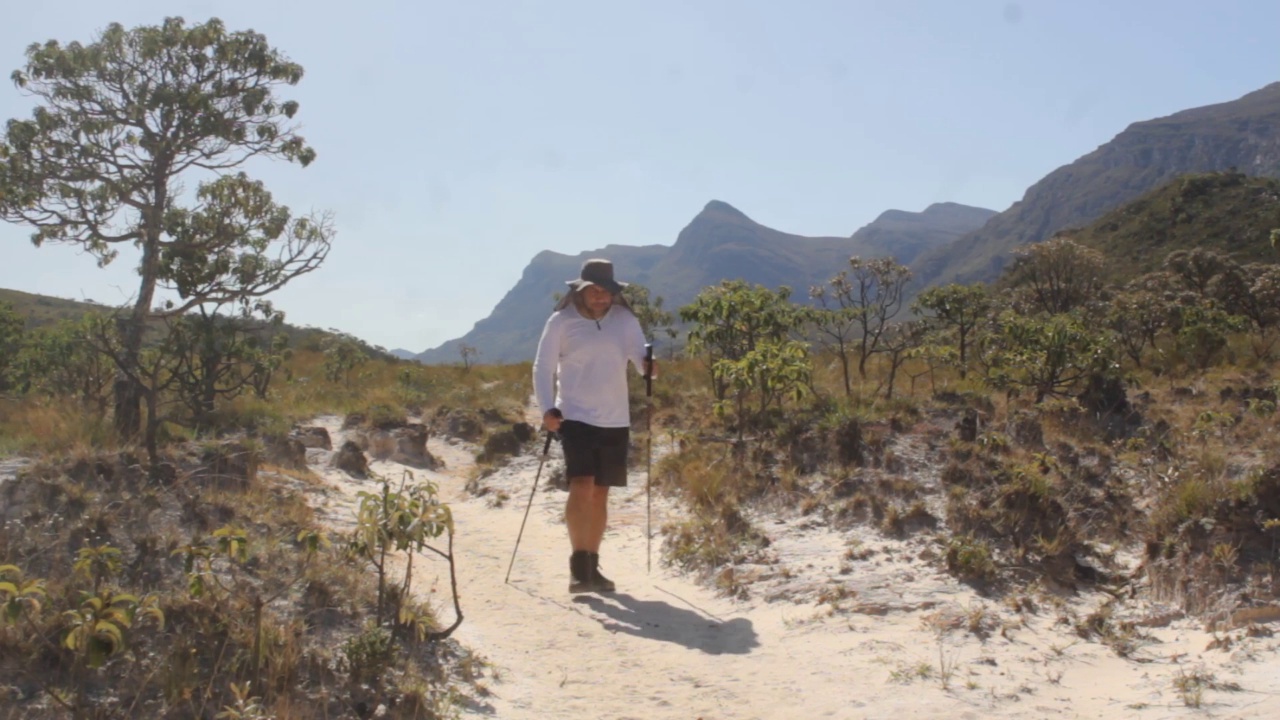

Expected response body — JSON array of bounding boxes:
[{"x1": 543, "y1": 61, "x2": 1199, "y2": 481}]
[{"x1": 1, "y1": 1, "x2": 1277, "y2": 352}]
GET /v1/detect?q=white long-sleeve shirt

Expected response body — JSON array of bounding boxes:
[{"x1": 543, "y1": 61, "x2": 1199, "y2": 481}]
[{"x1": 533, "y1": 304, "x2": 648, "y2": 428}]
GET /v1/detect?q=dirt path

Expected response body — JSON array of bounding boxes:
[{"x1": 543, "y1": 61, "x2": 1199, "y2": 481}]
[{"x1": 298, "y1": 415, "x2": 1280, "y2": 720}]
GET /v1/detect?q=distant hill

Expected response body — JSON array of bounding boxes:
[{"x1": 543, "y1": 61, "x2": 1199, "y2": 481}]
[
  {"x1": 0, "y1": 288, "x2": 107, "y2": 328},
  {"x1": 912, "y1": 82, "x2": 1280, "y2": 289},
  {"x1": 0, "y1": 288, "x2": 395, "y2": 360},
  {"x1": 1055, "y1": 171, "x2": 1280, "y2": 282},
  {"x1": 415, "y1": 201, "x2": 995, "y2": 363}
]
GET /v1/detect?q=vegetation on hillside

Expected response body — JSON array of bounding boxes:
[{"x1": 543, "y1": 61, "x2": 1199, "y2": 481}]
[
  {"x1": 1059, "y1": 171, "x2": 1280, "y2": 281},
  {"x1": 645, "y1": 210, "x2": 1280, "y2": 614}
]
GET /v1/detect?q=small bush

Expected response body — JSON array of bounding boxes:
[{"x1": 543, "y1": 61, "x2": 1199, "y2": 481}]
[{"x1": 945, "y1": 535, "x2": 997, "y2": 586}]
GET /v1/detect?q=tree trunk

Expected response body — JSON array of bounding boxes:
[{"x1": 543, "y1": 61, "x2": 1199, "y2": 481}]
[
  {"x1": 113, "y1": 315, "x2": 146, "y2": 440},
  {"x1": 839, "y1": 340, "x2": 852, "y2": 398},
  {"x1": 858, "y1": 332, "x2": 871, "y2": 380},
  {"x1": 885, "y1": 356, "x2": 899, "y2": 400},
  {"x1": 198, "y1": 350, "x2": 218, "y2": 428},
  {"x1": 144, "y1": 385, "x2": 160, "y2": 464},
  {"x1": 113, "y1": 225, "x2": 163, "y2": 440}
]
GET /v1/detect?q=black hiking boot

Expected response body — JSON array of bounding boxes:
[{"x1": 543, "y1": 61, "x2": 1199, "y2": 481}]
[
  {"x1": 588, "y1": 552, "x2": 616, "y2": 593},
  {"x1": 569, "y1": 550, "x2": 593, "y2": 594}
]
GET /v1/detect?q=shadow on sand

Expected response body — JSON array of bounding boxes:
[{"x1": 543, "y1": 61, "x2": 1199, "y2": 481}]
[{"x1": 573, "y1": 592, "x2": 759, "y2": 655}]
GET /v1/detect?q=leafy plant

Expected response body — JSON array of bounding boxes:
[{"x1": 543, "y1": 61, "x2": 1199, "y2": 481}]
[
  {"x1": 0, "y1": 564, "x2": 46, "y2": 626},
  {"x1": 912, "y1": 283, "x2": 991, "y2": 380},
  {"x1": 976, "y1": 310, "x2": 1111, "y2": 403},
  {"x1": 681, "y1": 280, "x2": 801, "y2": 401},
  {"x1": 62, "y1": 590, "x2": 164, "y2": 669},
  {"x1": 322, "y1": 333, "x2": 369, "y2": 386},
  {"x1": 807, "y1": 256, "x2": 913, "y2": 386},
  {"x1": 1001, "y1": 237, "x2": 1106, "y2": 315},
  {"x1": 348, "y1": 471, "x2": 461, "y2": 637}
]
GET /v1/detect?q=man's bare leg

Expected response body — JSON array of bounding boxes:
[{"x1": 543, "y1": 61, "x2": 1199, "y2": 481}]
[
  {"x1": 586, "y1": 484, "x2": 609, "y2": 551},
  {"x1": 566, "y1": 477, "x2": 612, "y2": 592},
  {"x1": 566, "y1": 476, "x2": 598, "y2": 550}
]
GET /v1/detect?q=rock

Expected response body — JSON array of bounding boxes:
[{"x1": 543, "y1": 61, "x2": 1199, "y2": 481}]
[
  {"x1": 150, "y1": 462, "x2": 178, "y2": 486},
  {"x1": 333, "y1": 441, "x2": 369, "y2": 478},
  {"x1": 512, "y1": 422, "x2": 535, "y2": 443},
  {"x1": 479, "y1": 429, "x2": 522, "y2": 462},
  {"x1": 832, "y1": 417, "x2": 863, "y2": 466},
  {"x1": 480, "y1": 407, "x2": 514, "y2": 425},
  {"x1": 443, "y1": 410, "x2": 484, "y2": 442},
  {"x1": 368, "y1": 406, "x2": 408, "y2": 430},
  {"x1": 292, "y1": 426, "x2": 333, "y2": 450},
  {"x1": 265, "y1": 435, "x2": 308, "y2": 470},
  {"x1": 1007, "y1": 411, "x2": 1043, "y2": 448},
  {"x1": 194, "y1": 441, "x2": 259, "y2": 491},
  {"x1": 956, "y1": 409, "x2": 979, "y2": 443},
  {"x1": 390, "y1": 424, "x2": 440, "y2": 469},
  {"x1": 1079, "y1": 373, "x2": 1141, "y2": 440},
  {"x1": 341, "y1": 413, "x2": 366, "y2": 430}
]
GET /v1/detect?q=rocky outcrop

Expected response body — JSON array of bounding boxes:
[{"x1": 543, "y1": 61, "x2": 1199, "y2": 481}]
[
  {"x1": 292, "y1": 426, "x2": 333, "y2": 451},
  {"x1": 332, "y1": 441, "x2": 369, "y2": 478},
  {"x1": 265, "y1": 435, "x2": 308, "y2": 470}
]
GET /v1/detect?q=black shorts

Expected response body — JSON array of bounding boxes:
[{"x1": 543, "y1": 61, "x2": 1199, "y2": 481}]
[{"x1": 559, "y1": 420, "x2": 630, "y2": 487}]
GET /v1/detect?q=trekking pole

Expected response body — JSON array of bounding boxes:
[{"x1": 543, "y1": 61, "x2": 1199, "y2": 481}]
[
  {"x1": 505, "y1": 432, "x2": 555, "y2": 584},
  {"x1": 644, "y1": 342, "x2": 654, "y2": 574}
]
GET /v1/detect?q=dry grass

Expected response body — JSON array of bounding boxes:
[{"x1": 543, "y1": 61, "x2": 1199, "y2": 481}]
[{"x1": 0, "y1": 396, "x2": 119, "y2": 456}]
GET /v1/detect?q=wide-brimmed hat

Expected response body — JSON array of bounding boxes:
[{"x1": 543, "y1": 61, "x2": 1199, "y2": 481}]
[{"x1": 566, "y1": 258, "x2": 628, "y2": 295}]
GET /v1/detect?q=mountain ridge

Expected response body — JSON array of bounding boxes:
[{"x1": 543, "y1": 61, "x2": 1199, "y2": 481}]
[
  {"x1": 415, "y1": 200, "x2": 995, "y2": 363},
  {"x1": 910, "y1": 83, "x2": 1280, "y2": 289}
]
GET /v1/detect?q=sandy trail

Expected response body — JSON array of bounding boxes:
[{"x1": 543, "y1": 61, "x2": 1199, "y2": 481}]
[{"x1": 297, "y1": 414, "x2": 1280, "y2": 720}]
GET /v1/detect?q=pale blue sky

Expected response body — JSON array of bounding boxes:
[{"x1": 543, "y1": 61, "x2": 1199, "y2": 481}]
[{"x1": 1, "y1": 1, "x2": 1277, "y2": 352}]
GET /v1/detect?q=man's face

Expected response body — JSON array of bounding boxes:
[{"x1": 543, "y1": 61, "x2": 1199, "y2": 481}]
[{"x1": 583, "y1": 284, "x2": 614, "y2": 314}]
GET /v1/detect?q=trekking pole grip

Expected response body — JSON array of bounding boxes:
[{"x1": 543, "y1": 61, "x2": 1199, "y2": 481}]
[{"x1": 644, "y1": 343, "x2": 654, "y2": 397}]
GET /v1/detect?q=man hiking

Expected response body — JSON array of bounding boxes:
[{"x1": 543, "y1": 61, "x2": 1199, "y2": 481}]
[{"x1": 533, "y1": 258, "x2": 654, "y2": 594}]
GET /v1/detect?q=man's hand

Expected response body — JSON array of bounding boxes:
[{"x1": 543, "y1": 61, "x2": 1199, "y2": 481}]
[
  {"x1": 644, "y1": 359, "x2": 658, "y2": 379},
  {"x1": 543, "y1": 408, "x2": 563, "y2": 432}
]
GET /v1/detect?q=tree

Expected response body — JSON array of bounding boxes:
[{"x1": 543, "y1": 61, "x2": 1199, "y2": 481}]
[
  {"x1": 622, "y1": 283, "x2": 676, "y2": 348},
  {"x1": 1171, "y1": 304, "x2": 1247, "y2": 371},
  {"x1": 977, "y1": 311, "x2": 1110, "y2": 403},
  {"x1": 680, "y1": 280, "x2": 800, "y2": 401},
  {"x1": 803, "y1": 284, "x2": 860, "y2": 398},
  {"x1": 820, "y1": 257, "x2": 912, "y2": 382},
  {"x1": 912, "y1": 283, "x2": 991, "y2": 379},
  {"x1": 322, "y1": 333, "x2": 368, "y2": 387},
  {"x1": 0, "y1": 17, "x2": 331, "y2": 441},
  {"x1": 458, "y1": 344, "x2": 480, "y2": 372},
  {"x1": 1106, "y1": 284, "x2": 1173, "y2": 369},
  {"x1": 712, "y1": 340, "x2": 810, "y2": 440},
  {"x1": 1164, "y1": 248, "x2": 1231, "y2": 298},
  {"x1": 1209, "y1": 262, "x2": 1280, "y2": 359},
  {"x1": 878, "y1": 320, "x2": 926, "y2": 400},
  {"x1": 12, "y1": 314, "x2": 115, "y2": 412},
  {"x1": 1001, "y1": 237, "x2": 1105, "y2": 315},
  {"x1": 164, "y1": 302, "x2": 288, "y2": 428}
]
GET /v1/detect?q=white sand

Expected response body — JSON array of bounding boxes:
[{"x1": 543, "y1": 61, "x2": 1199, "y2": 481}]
[{"x1": 300, "y1": 414, "x2": 1280, "y2": 720}]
